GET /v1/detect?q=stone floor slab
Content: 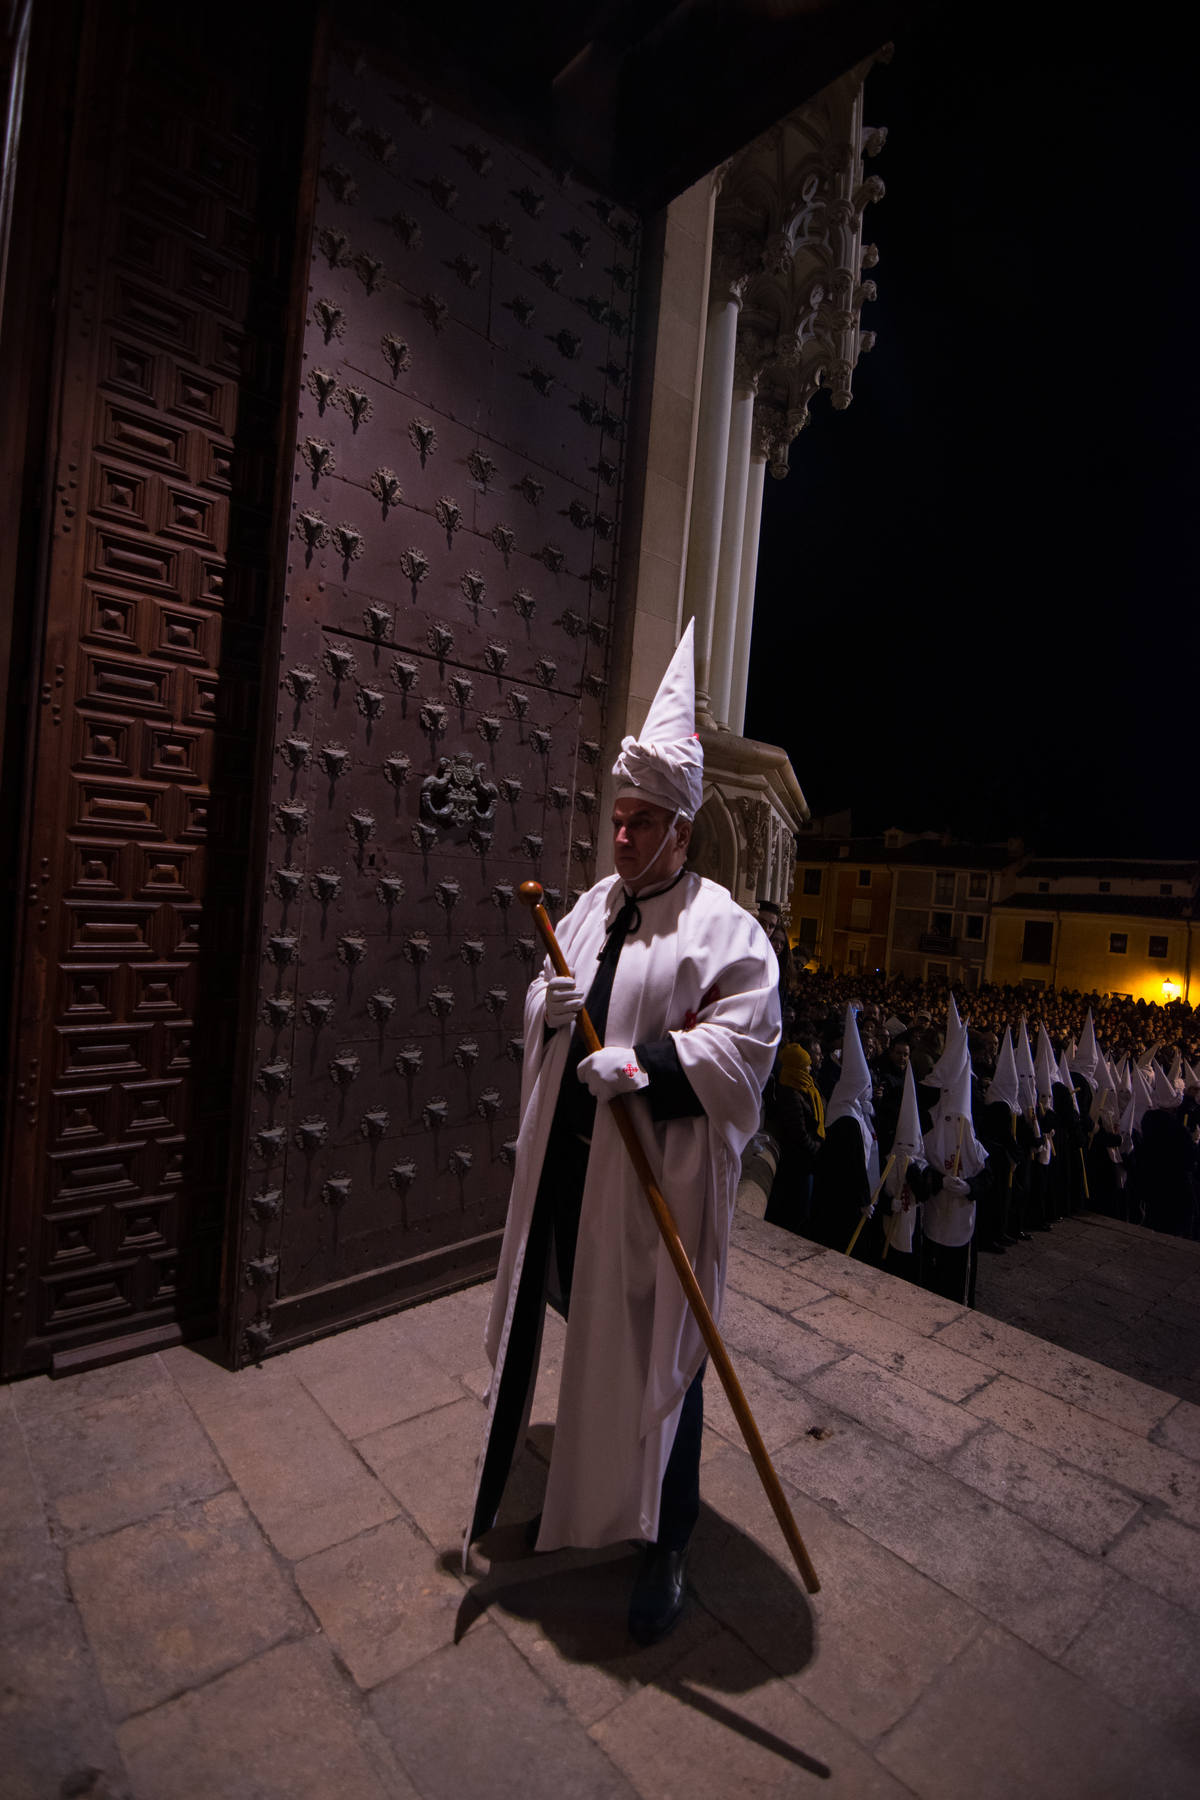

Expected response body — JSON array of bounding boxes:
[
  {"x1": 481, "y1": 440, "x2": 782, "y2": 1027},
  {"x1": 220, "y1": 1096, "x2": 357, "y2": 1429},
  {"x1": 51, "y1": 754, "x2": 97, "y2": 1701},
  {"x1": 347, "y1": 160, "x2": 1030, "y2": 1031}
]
[
  {"x1": 370, "y1": 1618, "x2": 638, "y2": 1799},
  {"x1": 728, "y1": 1210, "x2": 822, "y2": 1268},
  {"x1": 702, "y1": 1350, "x2": 822, "y2": 1455},
  {"x1": 966, "y1": 1373, "x2": 1200, "y2": 1528},
  {"x1": 799, "y1": 1247, "x2": 968, "y2": 1335},
  {"x1": 68, "y1": 1489, "x2": 306, "y2": 1720},
  {"x1": 936, "y1": 1309, "x2": 1177, "y2": 1435},
  {"x1": 0, "y1": 1599, "x2": 129, "y2": 1800},
  {"x1": 1106, "y1": 1511, "x2": 1200, "y2": 1617},
  {"x1": 778, "y1": 1417, "x2": 1115, "y2": 1659},
  {"x1": 944, "y1": 1422, "x2": 1143, "y2": 1556},
  {"x1": 294, "y1": 1514, "x2": 472, "y2": 1690},
  {"x1": 287, "y1": 1320, "x2": 464, "y2": 1440},
  {"x1": 356, "y1": 1394, "x2": 486, "y2": 1553},
  {"x1": 696, "y1": 1442, "x2": 982, "y2": 1744},
  {"x1": 803, "y1": 1351, "x2": 986, "y2": 1463},
  {"x1": 876, "y1": 1623, "x2": 1199, "y2": 1799},
  {"x1": 590, "y1": 1629, "x2": 915, "y2": 1800},
  {"x1": 1061, "y1": 1579, "x2": 1200, "y2": 1749},
  {"x1": 14, "y1": 1365, "x2": 231, "y2": 1545},
  {"x1": 797, "y1": 1294, "x2": 993, "y2": 1404},
  {"x1": 165, "y1": 1353, "x2": 398, "y2": 1560},
  {"x1": 1155, "y1": 1397, "x2": 1200, "y2": 1462},
  {"x1": 724, "y1": 1244, "x2": 830, "y2": 1313},
  {"x1": 0, "y1": 1387, "x2": 44, "y2": 1533},
  {"x1": 717, "y1": 1289, "x2": 845, "y2": 1388},
  {"x1": 117, "y1": 1635, "x2": 415, "y2": 1800}
]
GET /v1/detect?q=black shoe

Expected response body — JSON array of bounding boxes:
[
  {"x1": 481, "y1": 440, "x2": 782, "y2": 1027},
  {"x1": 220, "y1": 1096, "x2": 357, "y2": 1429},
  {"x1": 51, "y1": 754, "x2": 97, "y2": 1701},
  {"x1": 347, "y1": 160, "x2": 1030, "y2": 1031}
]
[
  {"x1": 628, "y1": 1544, "x2": 689, "y2": 1646},
  {"x1": 1001, "y1": 1234, "x2": 1019, "y2": 1246},
  {"x1": 524, "y1": 1513, "x2": 542, "y2": 1551},
  {"x1": 979, "y1": 1240, "x2": 1006, "y2": 1254},
  {"x1": 1017, "y1": 1231, "x2": 1033, "y2": 1242}
]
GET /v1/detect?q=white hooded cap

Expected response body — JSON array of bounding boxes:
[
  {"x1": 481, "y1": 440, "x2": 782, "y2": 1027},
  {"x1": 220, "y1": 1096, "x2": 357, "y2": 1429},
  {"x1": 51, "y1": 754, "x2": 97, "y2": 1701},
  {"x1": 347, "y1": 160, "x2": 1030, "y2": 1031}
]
[
  {"x1": 1058, "y1": 1047, "x2": 1080, "y2": 1112},
  {"x1": 826, "y1": 1003, "x2": 878, "y2": 1175},
  {"x1": 1015, "y1": 1016, "x2": 1038, "y2": 1114},
  {"x1": 1070, "y1": 1008, "x2": 1099, "y2": 1089},
  {"x1": 611, "y1": 618, "x2": 704, "y2": 820},
  {"x1": 1034, "y1": 1023, "x2": 1058, "y2": 1103},
  {"x1": 988, "y1": 1029, "x2": 1020, "y2": 1113}
]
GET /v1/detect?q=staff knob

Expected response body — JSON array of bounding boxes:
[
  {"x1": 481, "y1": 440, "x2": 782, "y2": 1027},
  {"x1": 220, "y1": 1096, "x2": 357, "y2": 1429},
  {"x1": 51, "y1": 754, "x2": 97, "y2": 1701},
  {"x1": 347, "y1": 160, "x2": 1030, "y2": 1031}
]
[{"x1": 518, "y1": 881, "x2": 544, "y2": 909}]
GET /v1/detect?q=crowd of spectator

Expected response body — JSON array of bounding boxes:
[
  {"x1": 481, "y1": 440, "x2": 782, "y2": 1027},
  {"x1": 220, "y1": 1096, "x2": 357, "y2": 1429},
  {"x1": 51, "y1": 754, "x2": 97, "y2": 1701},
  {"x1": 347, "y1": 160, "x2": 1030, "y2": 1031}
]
[{"x1": 751, "y1": 916, "x2": 1200, "y2": 1309}]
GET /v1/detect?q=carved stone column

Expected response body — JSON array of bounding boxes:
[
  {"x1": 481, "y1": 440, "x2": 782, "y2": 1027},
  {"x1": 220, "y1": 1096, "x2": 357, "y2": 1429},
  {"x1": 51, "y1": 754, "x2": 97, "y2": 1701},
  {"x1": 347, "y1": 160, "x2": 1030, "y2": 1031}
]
[
  {"x1": 681, "y1": 242, "x2": 747, "y2": 727},
  {"x1": 709, "y1": 370, "x2": 756, "y2": 729},
  {"x1": 727, "y1": 441, "x2": 767, "y2": 737}
]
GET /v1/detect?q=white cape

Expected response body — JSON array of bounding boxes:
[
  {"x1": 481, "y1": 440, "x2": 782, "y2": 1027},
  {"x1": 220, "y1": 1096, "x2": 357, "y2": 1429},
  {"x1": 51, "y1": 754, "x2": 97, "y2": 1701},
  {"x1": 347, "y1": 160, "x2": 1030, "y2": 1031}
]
[{"x1": 470, "y1": 873, "x2": 779, "y2": 1553}]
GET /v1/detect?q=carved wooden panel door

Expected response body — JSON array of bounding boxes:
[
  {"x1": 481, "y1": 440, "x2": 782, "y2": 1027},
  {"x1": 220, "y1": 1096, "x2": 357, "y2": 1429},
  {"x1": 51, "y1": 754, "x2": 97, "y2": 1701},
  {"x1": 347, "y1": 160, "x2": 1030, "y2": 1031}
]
[
  {"x1": 229, "y1": 50, "x2": 638, "y2": 1362},
  {"x1": 0, "y1": 1, "x2": 306, "y2": 1375}
]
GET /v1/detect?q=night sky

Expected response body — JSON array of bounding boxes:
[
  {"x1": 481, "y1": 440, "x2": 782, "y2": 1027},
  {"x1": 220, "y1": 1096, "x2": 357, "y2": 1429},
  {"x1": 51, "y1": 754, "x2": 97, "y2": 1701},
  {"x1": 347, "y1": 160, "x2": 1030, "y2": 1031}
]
[{"x1": 745, "y1": 0, "x2": 1200, "y2": 858}]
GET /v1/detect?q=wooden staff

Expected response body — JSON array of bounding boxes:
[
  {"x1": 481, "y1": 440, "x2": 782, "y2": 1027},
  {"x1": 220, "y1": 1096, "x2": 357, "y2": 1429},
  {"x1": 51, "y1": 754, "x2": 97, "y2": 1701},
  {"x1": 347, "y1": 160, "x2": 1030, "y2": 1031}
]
[
  {"x1": 1078, "y1": 1146, "x2": 1090, "y2": 1201},
  {"x1": 845, "y1": 1154, "x2": 896, "y2": 1257},
  {"x1": 518, "y1": 882, "x2": 820, "y2": 1596},
  {"x1": 951, "y1": 1114, "x2": 967, "y2": 1179},
  {"x1": 880, "y1": 1152, "x2": 911, "y2": 1260}
]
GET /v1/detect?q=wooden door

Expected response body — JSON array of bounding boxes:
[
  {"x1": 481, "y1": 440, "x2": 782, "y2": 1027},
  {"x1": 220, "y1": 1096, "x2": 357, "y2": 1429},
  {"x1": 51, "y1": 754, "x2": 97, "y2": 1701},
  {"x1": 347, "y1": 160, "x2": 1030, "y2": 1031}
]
[
  {"x1": 225, "y1": 47, "x2": 639, "y2": 1362},
  {"x1": 0, "y1": 0, "x2": 309, "y2": 1374}
]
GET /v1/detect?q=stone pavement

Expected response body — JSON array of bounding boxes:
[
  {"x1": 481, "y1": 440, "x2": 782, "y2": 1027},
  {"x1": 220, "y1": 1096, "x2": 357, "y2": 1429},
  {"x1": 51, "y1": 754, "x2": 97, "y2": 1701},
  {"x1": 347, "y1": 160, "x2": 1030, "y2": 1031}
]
[
  {"x1": 3, "y1": 1209, "x2": 1200, "y2": 1800},
  {"x1": 974, "y1": 1212, "x2": 1200, "y2": 1405}
]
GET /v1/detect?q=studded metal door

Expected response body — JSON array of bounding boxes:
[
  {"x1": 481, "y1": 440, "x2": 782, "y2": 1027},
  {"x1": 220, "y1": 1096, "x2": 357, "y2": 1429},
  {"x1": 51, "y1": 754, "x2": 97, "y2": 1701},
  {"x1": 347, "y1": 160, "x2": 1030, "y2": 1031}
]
[
  {"x1": 0, "y1": 2, "x2": 309, "y2": 1375},
  {"x1": 230, "y1": 52, "x2": 638, "y2": 1362}
]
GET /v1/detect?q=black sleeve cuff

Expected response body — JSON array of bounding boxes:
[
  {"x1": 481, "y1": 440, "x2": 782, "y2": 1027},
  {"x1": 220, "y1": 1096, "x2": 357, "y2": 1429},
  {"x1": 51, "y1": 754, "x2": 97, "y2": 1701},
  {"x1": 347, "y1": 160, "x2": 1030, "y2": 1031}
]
[{"x1": 635, "y1": 1036, "x2": 706, "y2": 1122}]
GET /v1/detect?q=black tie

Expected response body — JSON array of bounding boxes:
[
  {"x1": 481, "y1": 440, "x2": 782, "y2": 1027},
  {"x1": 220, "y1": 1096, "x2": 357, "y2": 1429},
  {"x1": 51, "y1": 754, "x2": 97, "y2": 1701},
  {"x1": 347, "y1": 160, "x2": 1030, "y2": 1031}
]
[{"x1": 555, "y1": 891, "x2": 641, "y2": 1139}]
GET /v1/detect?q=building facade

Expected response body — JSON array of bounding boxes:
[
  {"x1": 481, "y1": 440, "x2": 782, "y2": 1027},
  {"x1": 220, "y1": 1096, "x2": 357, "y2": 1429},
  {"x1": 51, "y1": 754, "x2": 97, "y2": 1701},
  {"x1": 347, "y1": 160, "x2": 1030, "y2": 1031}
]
[
  {"x1": 988, "y1": 860, "x2": 1200, "y2": 1003},
  {"x1": 0, "y1": 0, "x2": 915, "y2": 1375},
  {"x1": 792, "y1": 825, "x2": 1024, "y2": 985}
]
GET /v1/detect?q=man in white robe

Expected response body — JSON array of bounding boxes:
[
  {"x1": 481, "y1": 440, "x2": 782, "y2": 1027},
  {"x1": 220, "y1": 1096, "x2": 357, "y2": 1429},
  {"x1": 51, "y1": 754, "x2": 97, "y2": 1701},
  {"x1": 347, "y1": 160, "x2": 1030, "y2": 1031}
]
[{"x1": 465, "y1": 623, "x2": 780, "y2": 1644}]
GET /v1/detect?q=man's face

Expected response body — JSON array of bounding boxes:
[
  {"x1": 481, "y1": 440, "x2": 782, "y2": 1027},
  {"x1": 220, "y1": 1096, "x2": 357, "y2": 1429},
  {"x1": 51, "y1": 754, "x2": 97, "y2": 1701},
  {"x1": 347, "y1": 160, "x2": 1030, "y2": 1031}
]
[
  {"x1": 612, "y1": 797, "x2": 690, "y2": 891},
  {"x1": 981, "y1": 1033, "x2": 998, "y2": 1062},
  {"x1": 808, "y1": 1042, "x2": 823, "y2": 1071},
  {"x1": 889, "y1": 1041, "x2": 910, "y2": 1074},
  {"x1": 915, "y1": 1011, "x2": 931, "y2": 1030}
]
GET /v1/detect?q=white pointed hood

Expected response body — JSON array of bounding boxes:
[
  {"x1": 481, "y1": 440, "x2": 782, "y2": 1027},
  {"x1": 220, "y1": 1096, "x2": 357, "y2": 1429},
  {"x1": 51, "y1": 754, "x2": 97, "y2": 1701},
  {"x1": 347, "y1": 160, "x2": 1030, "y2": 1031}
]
[
  {"x1": 1137, "y1": 1040, "x2": 1159, "y2": 1070},
  {"x1": 1120, "y1": 1059, "x2": 1154, "y2": 1149},
  {"x1": 1185, "y1": 1059, "x2": 1200, "y2": 1093},
  {"x1": 611, "y1": 618, "x2": 703, "y2": 820},
  {"x1": 1057, "y1": 1047, "x2": 1080, "y2": 1112},
  {"x1": 925, "y1": 995, "x2": 967, "y2": 1091},
  {"x1": 826, "y1": 1004, "x2": 878, "y2": 1174},
  {"x1": 884, "y1": 1061, "x2": 927, "y2": 1250},
  {"x1": 1168, "y1": 1047, "x2": 1183, "y2": 1090},
  {"x1": 1094, "y1": 1053, "x2": 1120, "y2": 1127},
  {"x1": 1070, "y1": 1009, "x2": 1099, "y2": 1088},
  {"x1": 1152, "y1": 1059, "x2": 1182, "y2": 1109},
  {"x1": 1015, "y1": 1016, "x2": 1038, "y2": 1114},
  {"x1": 1034, "y1": 1024, "x2": 1058, "y2": 1104},
  {"x1": 988, "y1": 1029, "x2": 1020, "y2": 1113}
]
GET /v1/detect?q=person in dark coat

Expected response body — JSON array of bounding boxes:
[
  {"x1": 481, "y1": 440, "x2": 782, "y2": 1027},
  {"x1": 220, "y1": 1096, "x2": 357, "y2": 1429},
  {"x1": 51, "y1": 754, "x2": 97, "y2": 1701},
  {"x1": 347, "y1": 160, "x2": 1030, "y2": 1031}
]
[
  {"x1": 809, "y1": 1008, "x2": 876, "y2": 1258},
  {"x1": 1138, "y1": 1106, "x2": 1200, "y2": 1238},
  {"x1": 764, "y1": 1040, "x2": 825, "y2": 1236}
]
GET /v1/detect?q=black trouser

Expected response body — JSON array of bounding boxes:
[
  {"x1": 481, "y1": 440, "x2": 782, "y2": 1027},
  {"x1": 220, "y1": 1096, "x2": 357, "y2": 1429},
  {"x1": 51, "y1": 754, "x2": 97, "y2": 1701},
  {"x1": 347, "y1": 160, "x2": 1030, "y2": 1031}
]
[{"x1": 470, "y1": 1114, "x2": 706, "y2": 1549}]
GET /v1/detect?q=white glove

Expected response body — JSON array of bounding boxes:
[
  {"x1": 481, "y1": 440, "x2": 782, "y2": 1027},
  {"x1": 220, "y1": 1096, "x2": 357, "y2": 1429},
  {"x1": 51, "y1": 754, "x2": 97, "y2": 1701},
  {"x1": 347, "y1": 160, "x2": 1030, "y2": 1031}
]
[
  {"x1": 941, "y1": 1175, "x2": 971, "y2": 1201},
  {"x1": 577, "y1": 1045, "x2": 649, "y2": 1101},
  {"x1": 544, "y1": 974, "x2": 586, "y2": 1029}
]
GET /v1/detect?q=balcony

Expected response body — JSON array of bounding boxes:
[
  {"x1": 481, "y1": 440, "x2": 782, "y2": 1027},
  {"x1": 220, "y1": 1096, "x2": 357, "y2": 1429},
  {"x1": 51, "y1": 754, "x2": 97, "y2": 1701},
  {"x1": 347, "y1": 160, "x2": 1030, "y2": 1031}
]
[{"x1": 919, "y1": 933, "x2": 958, "y2": 954}]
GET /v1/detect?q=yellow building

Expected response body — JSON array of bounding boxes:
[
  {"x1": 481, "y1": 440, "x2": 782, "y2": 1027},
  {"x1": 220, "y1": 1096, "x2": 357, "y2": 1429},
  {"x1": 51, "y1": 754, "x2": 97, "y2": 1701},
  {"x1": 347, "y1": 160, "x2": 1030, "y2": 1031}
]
[{"x1": 988, "y1": 860, "x2": 1200, "y2": 1003}]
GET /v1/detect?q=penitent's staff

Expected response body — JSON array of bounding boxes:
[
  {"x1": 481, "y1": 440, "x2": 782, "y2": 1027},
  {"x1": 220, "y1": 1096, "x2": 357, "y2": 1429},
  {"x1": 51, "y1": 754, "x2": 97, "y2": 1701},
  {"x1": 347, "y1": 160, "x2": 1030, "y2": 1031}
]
[
  {"x1": 844, "y1": 1155, "x2": 896, "y2": 1257},
  {"x1": 519, "y1": 881, "x2": 820, "y2": 1596}
]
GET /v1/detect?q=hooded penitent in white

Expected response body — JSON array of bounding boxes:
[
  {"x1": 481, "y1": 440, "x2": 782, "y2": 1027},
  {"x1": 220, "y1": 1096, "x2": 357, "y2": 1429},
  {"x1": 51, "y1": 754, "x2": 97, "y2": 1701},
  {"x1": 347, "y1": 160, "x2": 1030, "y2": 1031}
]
[
  {"x1": 466, "y1": 624, "x2": 781, "y2": 1559},
  {"x1": 922, "y1": 1041, "x2": 985, "y2": 1248},
  {"x1": 826, "y1": 1004, "x2": 879, "y2": 1185},
  {"x1": 1168, "y1": 1048, "x2": 1183, "y2": 1091},
  {"x1": 1034, "y1": 1024, "x2": 1058, "y2": 1105},
  {"x1": 611, "y1": 618, "x2": 703, "y2": 822},
  {"x1": 885, "y1": 1061, "x2": 927, "y2": 1253},
  {"x1": 988, "y1": 1029, "x2": 1020, "y2": 1113},
  {"x1": 1186, "y1": 1060, "x2": 1200, "y2": 1093},
  {"x1": 1015, "y1": 1017, "x2": 1039, "y2": 1116},
  {"x1": 1137, "y1": 1041, "x2": 1159, "y2": 1071}
]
